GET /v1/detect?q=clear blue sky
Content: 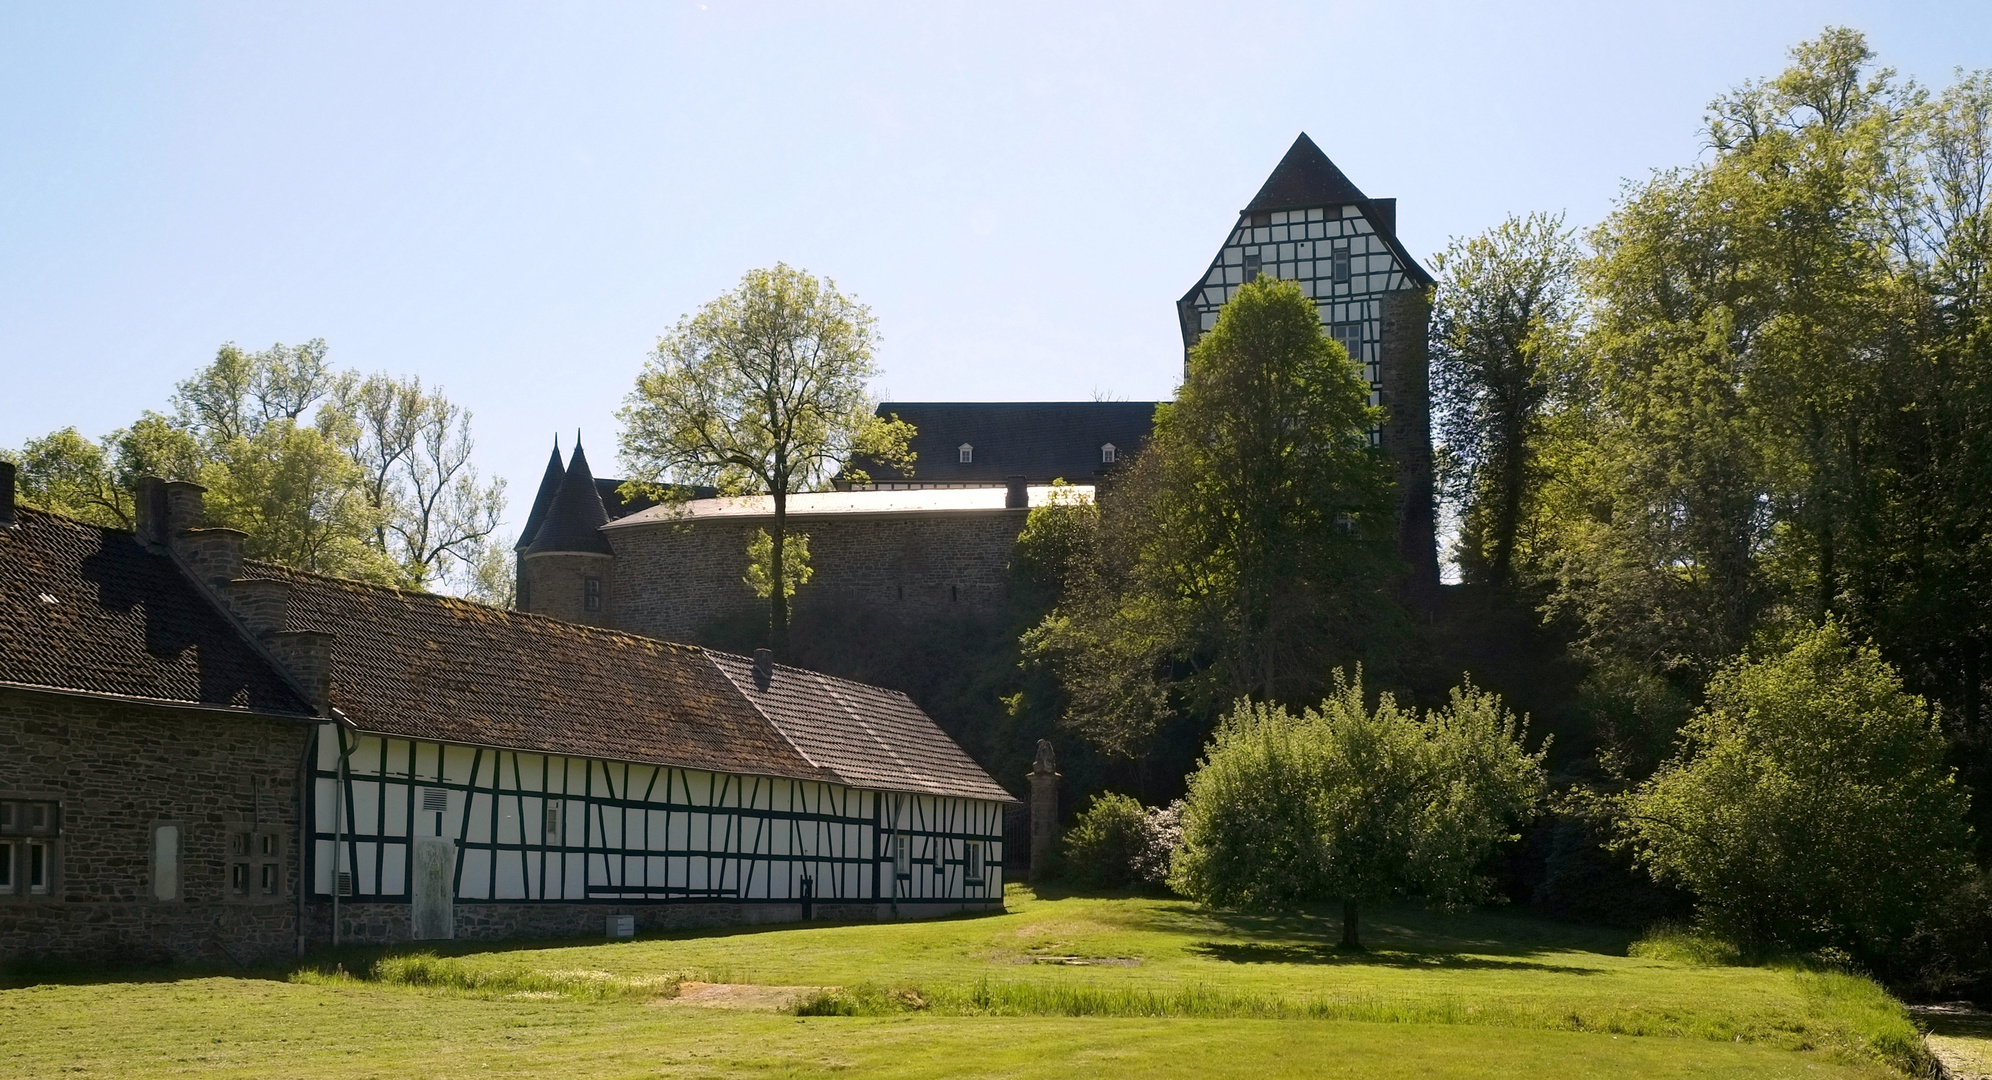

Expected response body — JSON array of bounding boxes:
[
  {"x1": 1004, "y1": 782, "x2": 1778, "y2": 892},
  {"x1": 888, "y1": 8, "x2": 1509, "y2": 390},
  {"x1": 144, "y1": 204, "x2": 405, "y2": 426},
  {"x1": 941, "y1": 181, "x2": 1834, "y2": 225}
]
[{"x1": 3, "y1": 2, "x2": 1986, "y2": 538}]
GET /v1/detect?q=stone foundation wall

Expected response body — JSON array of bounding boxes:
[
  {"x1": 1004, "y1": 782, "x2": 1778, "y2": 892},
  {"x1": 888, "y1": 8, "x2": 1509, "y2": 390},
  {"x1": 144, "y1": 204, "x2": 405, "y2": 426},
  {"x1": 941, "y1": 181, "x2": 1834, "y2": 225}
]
[
  {"x1": 311, "y1": 898, "x2": 1005, "y2": 946},
  {"x1": 0, "y1": 688, "x2": 312, "y2": 965},
  {"x1": 606, "y1": 510, "x2": 1028, "y2": 642}
]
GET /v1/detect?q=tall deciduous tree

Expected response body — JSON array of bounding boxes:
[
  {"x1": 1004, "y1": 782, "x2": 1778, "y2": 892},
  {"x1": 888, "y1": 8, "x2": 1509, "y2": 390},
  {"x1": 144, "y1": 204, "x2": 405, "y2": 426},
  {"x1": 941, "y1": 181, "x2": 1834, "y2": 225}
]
[
  {"x1": 1430, "y1": 212, "x2": 1581, "y2": 588},
  {"x1": 617, "y1": 264, "x2": 912, "y2": 653},
  {"x1": 1024, "y1": 276, "x2": 1398, "y2": 759},
  {"x1": 1171, "y1": 670, "x2": 1546, "y2": 948}
]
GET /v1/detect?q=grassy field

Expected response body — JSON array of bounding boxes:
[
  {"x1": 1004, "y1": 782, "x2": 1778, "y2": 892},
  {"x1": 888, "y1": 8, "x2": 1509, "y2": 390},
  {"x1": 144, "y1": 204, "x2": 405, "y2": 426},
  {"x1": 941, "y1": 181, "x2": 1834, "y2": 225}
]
[{"x1": 0, "y1": 886, "x2": 1951, "y2": 1079}]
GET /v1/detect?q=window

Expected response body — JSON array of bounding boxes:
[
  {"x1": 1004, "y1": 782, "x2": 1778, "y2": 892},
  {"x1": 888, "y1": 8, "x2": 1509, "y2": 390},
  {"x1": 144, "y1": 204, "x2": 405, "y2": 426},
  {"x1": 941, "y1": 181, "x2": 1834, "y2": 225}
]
[
  {"x1": 1, "y1": 801, "x2": 59, "y2": 898},
  {"x1": 1331, "y1": 245, "x2": 1352, "y2": 284},
  {"x1": 965, "y1": 841, "x2": 985, "y2": 883},
  {"x1": 1249, "y1": 211, "x2": 1271, "y2": 228},
  {"x1": 958, "y1": 444, "x2": 973, "y2": 464},
  {"x1": 893, "y1": 833, "x2": 909, "y2": 877},
  {"x1": 1331, "y1": 323, "x2": 1362, "y2": 360},
  {"x1": 1101, "y1": 443, "x2": 1116, "y2": 464},
  {"x1": 931, "y1": 839, "x2": 948, "y2": 873},
  {"x1": 228, "y1": 827, "x2": 285, "y2": 901},
  {"x1": 1242, "y1": 251, "x2": 1261, "y2": 282},
  {"x1": 584, "y1": 576, "x2": 602, "y2": 612},
  {"x1": 152, "y1": 823, "x2": 180, "y2": 901},
  {"x1": 543, "y1": 801, "x2": 563, "y2": 843}
]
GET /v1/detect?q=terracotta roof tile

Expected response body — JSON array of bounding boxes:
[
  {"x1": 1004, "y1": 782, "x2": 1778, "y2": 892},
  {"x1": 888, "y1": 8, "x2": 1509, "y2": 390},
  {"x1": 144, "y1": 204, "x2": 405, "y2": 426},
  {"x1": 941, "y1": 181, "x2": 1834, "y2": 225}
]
[{"x1": 707, "y1": 650, "x2": 1017, "y2": 803}]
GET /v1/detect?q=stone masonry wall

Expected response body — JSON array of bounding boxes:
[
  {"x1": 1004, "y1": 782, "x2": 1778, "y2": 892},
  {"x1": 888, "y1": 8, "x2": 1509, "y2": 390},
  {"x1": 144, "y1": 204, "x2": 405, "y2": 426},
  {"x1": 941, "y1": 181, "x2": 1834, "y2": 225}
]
[
  {"x1": 607, "y1": 509, "x2": 1029, "y2": 642},
  {"x1": 0, "y1": 688, "x2": 312, "y2": 965}
]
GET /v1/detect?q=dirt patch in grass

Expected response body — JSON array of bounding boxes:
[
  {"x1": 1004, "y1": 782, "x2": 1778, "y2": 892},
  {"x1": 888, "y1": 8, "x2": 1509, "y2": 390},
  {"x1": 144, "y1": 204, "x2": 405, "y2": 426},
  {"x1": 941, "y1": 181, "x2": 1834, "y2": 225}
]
[{"x1": 665, "y1": 982, "x2": 834, "y2": 1011}]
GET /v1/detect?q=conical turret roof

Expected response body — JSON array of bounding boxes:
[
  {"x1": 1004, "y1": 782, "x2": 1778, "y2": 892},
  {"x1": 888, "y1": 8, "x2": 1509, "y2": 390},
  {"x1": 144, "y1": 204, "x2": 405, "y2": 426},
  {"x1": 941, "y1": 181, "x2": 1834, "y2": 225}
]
[
  {"x1": 514, "y1": 437, "x2": 566, "y2": 552},
  {"x1": 1242, "y1": 132, "x2": 1368, "y2": 213},
  {"x1": 524, "y1": 437, "x2": 615, "y2": 556}
]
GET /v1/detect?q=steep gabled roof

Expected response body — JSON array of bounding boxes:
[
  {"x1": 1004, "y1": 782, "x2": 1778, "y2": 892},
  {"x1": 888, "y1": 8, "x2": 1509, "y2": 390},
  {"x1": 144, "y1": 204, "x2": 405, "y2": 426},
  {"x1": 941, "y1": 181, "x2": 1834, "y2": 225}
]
[
  {"x1": 514, "y1": 440, "x2": 566, "y2": 552},
  {"x1": 1242, "y1": 133, "x2": 1368, "y2": 213},
  {"x1": 844, "y1": 402, "x2": 1161, "y2": 485},
  {"x1": 707, "y1": 650, "x2": 1017, "y2": 802},
  {"x1": 0, "y1": 507, "x2": 313, "y2": 716},
  {"x1": 252, "y1": 563, "x2": 830, "y2": 781},
  {"x1": 525, "y1": 440, "x2": 614, "y2": 556}
]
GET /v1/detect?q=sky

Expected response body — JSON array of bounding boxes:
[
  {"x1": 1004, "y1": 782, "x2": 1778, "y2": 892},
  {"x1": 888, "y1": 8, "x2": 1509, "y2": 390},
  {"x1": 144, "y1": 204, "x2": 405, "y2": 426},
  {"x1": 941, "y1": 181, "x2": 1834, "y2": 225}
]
[{"x1": 3, "y1": 1, "x2": 1988, "y2": 540}]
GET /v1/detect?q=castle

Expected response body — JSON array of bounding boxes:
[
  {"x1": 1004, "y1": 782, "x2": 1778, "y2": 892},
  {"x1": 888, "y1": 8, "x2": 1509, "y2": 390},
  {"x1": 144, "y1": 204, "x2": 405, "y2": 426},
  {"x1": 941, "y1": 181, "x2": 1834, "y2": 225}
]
[{"x1": 515, "y1": 134, "x2": 1439, "y2": 636}]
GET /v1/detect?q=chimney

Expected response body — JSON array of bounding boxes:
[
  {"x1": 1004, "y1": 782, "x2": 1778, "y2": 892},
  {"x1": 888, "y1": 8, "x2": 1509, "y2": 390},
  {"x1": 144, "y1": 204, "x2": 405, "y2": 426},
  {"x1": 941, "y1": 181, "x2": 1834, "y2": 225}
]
[
  {"x1": 0, "y1": 460, "x2": 14, "y2": 527},
  {"x1": 1005, "y1": 475, "x2": 1029, "y2": 509},
  {"x1": 177, "y1": 528, "x2": 247, "y2": 590},
  {"x1": 263, "y1": 630, "x2": 333, "y2": 715},
  {"x1": 134, "y1": 477, "x2": 207, "y2": 544},
  {"x1": 752, "y1": 648, "x2": 774, "y2": 690},
  {"x1": 222, "y1": 578, "x2": 292, "y2": 638}
]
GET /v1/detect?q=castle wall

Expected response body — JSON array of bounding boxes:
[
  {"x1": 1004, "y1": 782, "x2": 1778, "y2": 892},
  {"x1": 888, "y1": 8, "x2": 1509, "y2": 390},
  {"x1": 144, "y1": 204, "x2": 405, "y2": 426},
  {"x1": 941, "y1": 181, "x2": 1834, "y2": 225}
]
[
  {"x1": 519, "y1": 551, "x2": 616, "y2": 627},
  {"x1": 606, "y1": 509, "x2": 1028, "y2": 642},
  {"x1": 0, "y1": 688, "x2": 310, "y2": 965},
  {"x1": 1380, "y1": 287, "x2": 1440, "y2": 599}
]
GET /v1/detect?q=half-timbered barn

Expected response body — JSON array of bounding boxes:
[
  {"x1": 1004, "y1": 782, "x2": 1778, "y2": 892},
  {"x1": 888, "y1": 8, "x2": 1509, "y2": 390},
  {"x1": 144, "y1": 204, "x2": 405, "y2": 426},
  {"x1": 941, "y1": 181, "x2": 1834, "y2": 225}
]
[{"x1": 0, "y1": 471, "x2": 1014, "y2": 962}]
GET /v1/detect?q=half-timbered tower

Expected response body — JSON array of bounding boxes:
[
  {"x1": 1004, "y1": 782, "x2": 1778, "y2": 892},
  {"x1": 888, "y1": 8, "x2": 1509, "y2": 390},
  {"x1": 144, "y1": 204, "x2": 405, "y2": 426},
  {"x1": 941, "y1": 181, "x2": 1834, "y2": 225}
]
[{"x1": 1178, "y1": 133, "x2": 1440, "y2": 593}]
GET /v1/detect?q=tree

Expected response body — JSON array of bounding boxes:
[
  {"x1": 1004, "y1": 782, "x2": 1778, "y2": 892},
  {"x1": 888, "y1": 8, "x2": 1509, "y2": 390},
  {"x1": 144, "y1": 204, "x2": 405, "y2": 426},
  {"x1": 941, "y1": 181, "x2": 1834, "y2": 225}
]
[
  {"x1": 1025, "y1": 276, "x2": 1399, "y2": 760},
  {"x1": 1619, "y1": 620, "x2": 1973, "y2": 967},
  {"x1": 323, "y1": 372, "x2": 506, "y2": 588},
  {"x1": 12, "y1": 428, "x2": 129, "y2": 528},
  {"x1": 617, "y1": 264, "x2": 911, "y2": 653},
  {"x1": 1171, "y1": 670, "x2": 1546, "y2": 948},
  {"x1": 1430, "y1": 212, "x2": 1581, "y2": 588}
]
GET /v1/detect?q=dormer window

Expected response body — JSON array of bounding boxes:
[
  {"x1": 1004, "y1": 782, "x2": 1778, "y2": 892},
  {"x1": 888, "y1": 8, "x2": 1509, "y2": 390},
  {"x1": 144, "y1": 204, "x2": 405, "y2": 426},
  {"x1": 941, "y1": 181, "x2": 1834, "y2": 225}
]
[
  {"x1": 1101, "y1": 444, "x2": 1117, "y2": 464},
  {"x1": 959, "y1": 444, "x2": 973, "y2": 464}
]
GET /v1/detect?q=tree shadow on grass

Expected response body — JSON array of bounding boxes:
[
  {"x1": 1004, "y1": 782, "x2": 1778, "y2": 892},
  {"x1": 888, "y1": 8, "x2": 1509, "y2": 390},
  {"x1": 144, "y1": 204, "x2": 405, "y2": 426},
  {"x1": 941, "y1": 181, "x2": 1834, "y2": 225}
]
[{"x1": 1187, "y1": 940, "x2": 1602, "y2": 975}]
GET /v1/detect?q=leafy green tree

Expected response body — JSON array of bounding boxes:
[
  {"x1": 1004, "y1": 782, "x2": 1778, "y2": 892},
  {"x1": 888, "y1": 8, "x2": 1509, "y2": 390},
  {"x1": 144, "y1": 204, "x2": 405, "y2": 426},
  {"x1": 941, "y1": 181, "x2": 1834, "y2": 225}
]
[
  {"x1": 1025, "y1": 277, "x2": 1399, "y2": 760},
  {"x1": 1171, "y1": 670, "x2": 1546, "y2": 948},
  {"x1": 1430, "y1": 212, "x2": 1582, "y2": 588},
  {"x1": 12, "y1": 428, "x2": 130, "y2": 527},
  {"x1": 322, "y1": 372, "x2": 506, "y2": 588},
  {"x1": 1618, "y1": 620, "x2": 1973, "y2": 966},
  {"x1": 618, "y1": 264, "x2": 912, "y2": 653}
]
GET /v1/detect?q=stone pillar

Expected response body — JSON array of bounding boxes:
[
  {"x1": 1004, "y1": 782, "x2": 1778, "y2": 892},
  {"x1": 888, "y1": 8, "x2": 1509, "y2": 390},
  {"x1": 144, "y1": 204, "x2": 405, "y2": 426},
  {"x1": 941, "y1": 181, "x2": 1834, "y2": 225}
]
[{"x1": 1027, "y1": 739, "x2": 1059, "y2": 883}]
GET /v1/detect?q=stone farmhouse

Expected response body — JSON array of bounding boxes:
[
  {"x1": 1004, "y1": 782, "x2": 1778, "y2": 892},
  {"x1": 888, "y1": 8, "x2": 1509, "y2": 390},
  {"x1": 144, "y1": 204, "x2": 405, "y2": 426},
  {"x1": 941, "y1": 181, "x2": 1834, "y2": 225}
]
[
  {"x1": 515, "y1": 133, "x2": 1439, "y2": 636},
  {"x1": 0, "y1": 466, "x2": 1013, "y2": 964}
]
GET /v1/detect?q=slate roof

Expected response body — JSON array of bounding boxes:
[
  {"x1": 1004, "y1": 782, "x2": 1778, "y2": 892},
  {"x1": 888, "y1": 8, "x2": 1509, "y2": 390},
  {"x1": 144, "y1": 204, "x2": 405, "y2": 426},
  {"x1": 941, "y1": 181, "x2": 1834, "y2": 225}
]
[
  {"x1": 524, "y1": 441, "x2": 615, "y2": 556},
  {"x1": 845, "y1": 402, "x2": 1160, "y2": 486},
  {"x1": 1244, "y1": 133, "x2": 1369, "y2": 213},
  {"x1": 251, "y1": 564, "x2": 1013, "y2": 800},
  {"x1": 0, "y1": 507, "x2": 313, "y2": 716},
  {"x1": 516, "y1": 441, "x2": 673, "y2": 551},
  {"x1": 708, "y1": 651, "x2": 1017, "y2": 803}
]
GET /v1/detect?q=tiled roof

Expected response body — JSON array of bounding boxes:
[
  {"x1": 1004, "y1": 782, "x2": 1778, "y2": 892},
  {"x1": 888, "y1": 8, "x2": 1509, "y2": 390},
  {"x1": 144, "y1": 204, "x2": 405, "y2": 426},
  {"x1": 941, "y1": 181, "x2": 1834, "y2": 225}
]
[
  {"x1": 0, "y1": 508, "x2": 313, "y2": 716},
  {"x1": 1243, "y1": 133, "x2": 1369, "y2": 213},
  {"x1": 250, "y1": 563, "x2": 829, "y2": 781},
  {"x1": 605, "y1": 484, "x2": 1092, "y2": 528},
  {"x1": 846, "y1": 402, "x2": 1160, "y2": 486},
  {"x1": 707, "y1": 651, "x2": 1018, "y2": 803}
]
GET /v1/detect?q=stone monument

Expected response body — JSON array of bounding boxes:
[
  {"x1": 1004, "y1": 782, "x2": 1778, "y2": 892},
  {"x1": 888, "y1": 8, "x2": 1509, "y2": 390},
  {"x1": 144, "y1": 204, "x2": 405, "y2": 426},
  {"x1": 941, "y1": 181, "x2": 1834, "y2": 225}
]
[{"x1": 1027, "y1": 739, "x2": 1059, "y2": 882}]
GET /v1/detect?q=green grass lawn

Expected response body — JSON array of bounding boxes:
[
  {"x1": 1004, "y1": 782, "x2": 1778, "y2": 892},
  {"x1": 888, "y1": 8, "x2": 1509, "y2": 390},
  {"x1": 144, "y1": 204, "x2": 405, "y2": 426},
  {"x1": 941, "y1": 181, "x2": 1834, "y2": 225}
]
[{"x1": 0, "y1": 886, "x2": 1936, "y2": 1079}]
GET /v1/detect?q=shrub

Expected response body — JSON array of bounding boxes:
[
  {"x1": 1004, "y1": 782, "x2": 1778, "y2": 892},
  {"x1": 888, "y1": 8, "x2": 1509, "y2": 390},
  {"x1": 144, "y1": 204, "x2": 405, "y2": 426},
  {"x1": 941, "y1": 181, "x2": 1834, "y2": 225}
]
[
  {"x1": 1618, "y1": 619, "x2": 1973, "y2": 973},
  {"x1": 1063, "y1": 793, "x2": 1182, "y2": 890},
  {"x1": 1170, "y1": 669, "x2": 1546, "y2": 947}
]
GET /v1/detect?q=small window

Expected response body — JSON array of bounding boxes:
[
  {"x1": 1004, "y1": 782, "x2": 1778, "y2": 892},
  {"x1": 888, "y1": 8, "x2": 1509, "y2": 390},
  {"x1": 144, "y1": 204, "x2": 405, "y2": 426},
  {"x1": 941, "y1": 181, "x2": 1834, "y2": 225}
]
[
  {"x1": 153, "y1": 824, "x2": 179, "y2": 901},
  {"x1": 893, "y1": 833, "x2": 909, "y2": 877},
  {"x1": 0, "y1": 841, "x2": 12, "y2": 895},
  {"x1": 231, "y1": 862, "x2": 250, "y2": 895},
  {"x1": 584, "y1": 576, "x2": 602, "y2": 612},
  {"x1": 965, "y1": 841, "x2": 985, "y2": 882},
  {"x1": 1101, "y1": 443, "x2": 1116, "y2": 464},
  {"x1": 1249, "y1": 211, "x2": 1271, "y2": 228},
  {"x1": 1242, "y1": 251, "x2": 1261, "y2": 282},
  {"x1": 260, "y1": 863, "x2": 278, "y2": 895},
  {"x1": 543, "y1": 801, "x2": 563, "y2": 842},
  {"x1": 1332, "y1": 322, "x2": 1362, "y2": 359},
  {"x1": 958, "y1": 444, "x2": 973, "y2": 464},
  {"x1": 422, "y1": 787, "x2": 449, "y2": 813},
  {"x1": 230, "y1": 831, "x2": 250, "y2": 857},
  {"x1": 28, "y1": 843, "x2": 48, "y2": 895},
  {"x1": 1332, "y1": 245, "x2": 1352, "y2": 284},
  {"x1": 950, "y1": 584, "x2": 958, "y2": 603}
]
